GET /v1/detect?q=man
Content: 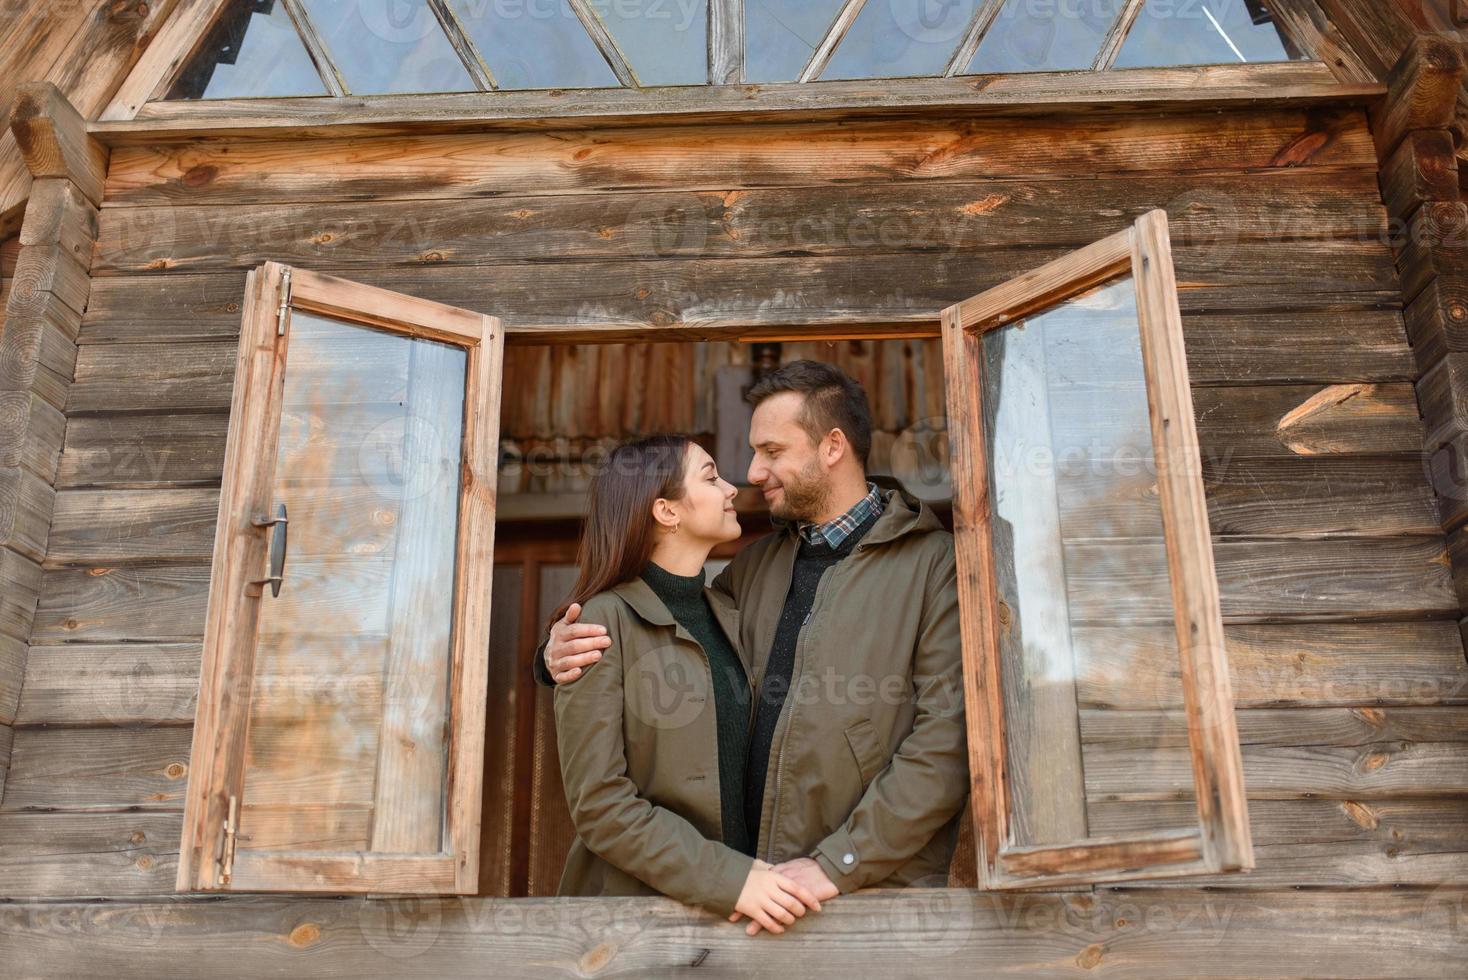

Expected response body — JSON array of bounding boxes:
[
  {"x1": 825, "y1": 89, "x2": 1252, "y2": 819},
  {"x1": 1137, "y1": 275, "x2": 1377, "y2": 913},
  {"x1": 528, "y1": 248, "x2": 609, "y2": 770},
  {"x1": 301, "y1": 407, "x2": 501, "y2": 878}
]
[{"x1": 539, "y1": 360, "x2": 968, "y2": 930}]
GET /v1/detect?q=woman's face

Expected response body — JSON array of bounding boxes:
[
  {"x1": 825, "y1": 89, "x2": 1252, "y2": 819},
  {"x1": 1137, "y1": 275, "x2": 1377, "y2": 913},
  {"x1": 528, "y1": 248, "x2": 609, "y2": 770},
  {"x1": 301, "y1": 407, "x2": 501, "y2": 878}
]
[{"x1": 661, "y1": 443, "x2": 741, "y2": 544}]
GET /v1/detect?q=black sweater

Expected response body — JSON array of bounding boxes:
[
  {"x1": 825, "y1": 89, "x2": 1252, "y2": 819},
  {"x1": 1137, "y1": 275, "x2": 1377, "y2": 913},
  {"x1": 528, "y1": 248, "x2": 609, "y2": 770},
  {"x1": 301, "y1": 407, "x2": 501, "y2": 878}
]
[{"x1": 640, "y1": 560, "x2": 754, "y2": 856}]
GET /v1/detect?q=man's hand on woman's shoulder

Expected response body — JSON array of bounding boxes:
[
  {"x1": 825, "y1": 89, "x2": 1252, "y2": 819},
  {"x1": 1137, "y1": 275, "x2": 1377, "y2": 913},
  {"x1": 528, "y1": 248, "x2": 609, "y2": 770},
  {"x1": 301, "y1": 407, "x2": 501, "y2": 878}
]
[{"x1": 546, "y1": 602, "x2": 613, "y2": 684}]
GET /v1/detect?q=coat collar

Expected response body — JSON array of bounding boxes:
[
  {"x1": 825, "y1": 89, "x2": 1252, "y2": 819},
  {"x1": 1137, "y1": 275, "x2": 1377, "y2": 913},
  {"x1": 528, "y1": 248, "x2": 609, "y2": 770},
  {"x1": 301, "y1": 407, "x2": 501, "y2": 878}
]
[{"x1": 609, "y1": 573, "x2": 743, "y2": 651}]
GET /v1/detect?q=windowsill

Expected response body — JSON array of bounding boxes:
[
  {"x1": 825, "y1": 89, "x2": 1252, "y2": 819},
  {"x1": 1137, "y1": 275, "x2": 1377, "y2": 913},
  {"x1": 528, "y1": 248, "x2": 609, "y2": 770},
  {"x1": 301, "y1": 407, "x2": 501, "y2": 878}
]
[{"x1": 89, "y1": 63, "x2": 1382, "y2": 145}]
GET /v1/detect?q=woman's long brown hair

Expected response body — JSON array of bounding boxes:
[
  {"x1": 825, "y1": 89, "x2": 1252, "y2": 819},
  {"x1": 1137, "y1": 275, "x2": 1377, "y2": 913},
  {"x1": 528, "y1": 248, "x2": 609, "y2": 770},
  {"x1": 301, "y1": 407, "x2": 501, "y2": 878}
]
[{"x1": 546, "y1": 433, "x2": 692, "y2": 632}]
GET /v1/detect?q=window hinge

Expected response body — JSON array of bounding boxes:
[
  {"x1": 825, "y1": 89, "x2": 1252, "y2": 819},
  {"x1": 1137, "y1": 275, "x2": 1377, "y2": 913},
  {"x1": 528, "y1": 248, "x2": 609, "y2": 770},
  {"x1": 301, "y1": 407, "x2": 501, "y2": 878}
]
[
  {"x1": 219, "y1": 793, "x2": 239, "y2": 884},
  {"x1": 276, "y1": 268, "x2": 293, "y2": 336}
]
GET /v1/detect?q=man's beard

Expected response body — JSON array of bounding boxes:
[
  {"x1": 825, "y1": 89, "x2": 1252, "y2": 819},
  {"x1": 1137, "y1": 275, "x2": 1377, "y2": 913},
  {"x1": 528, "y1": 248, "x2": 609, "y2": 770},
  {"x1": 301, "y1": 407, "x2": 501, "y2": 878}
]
[{"x1": 769, "y1": 458, "x2": 832, "y2": 523}]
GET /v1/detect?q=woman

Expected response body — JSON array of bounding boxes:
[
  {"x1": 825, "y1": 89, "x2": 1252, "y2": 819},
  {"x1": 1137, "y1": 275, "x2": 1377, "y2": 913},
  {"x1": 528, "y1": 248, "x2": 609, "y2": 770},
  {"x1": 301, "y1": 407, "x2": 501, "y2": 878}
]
[{"x1": 549, "y1": 434, "x2": 821, "y2": 935}]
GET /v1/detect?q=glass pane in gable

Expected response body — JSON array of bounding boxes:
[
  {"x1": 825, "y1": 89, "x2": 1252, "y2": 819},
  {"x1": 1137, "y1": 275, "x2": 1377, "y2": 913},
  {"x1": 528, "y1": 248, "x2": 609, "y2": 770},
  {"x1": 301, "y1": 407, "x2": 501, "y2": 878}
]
[
  {"x1": 1113, "y1": 0, "x2": 1303, "y2": 69},
  {"x1": 968, "y1": 0, "x2": 1122, "y2": 74},
  {"x1": 744, "y1": 0, "x2": 847, "y2": 82},
  {"x1": 301, "y1": 0, "x2": 476, "y2": 94},
  {"x1": 168, "y1": 0, "x2": 327, "y2": 100},
  {"x1": 241, "y1": 310, "x2": 467, "y2": 853},
  {"x1": 823, "y1": 0, "x2": 981, "y2": 80},
  {"x1": 591, "y1": 0, "x2": 709, "y2": 86},
  {"x1": 449, "y1": 0, "x2": 620, "y2": 89}
]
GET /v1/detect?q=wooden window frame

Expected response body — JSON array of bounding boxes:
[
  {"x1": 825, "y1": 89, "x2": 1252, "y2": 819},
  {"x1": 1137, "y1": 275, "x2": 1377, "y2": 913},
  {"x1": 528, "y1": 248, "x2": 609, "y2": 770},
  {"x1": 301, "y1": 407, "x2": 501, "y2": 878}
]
[
  {"x1": 99, "y1": 0, "x2": 1354, "y2": 122},
  {"x1": 175, "y1": 261, "x2": 505, "y2": 894},
  {"x1": 938, "y1": 209, "x2": 1254, "y2": 890}
]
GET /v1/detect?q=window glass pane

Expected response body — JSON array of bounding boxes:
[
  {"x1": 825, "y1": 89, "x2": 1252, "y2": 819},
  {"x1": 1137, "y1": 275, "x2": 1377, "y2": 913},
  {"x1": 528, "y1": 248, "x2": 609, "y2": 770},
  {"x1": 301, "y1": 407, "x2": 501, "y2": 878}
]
[
  {"x1": 1113, "y1": 0, "x2": 1303, "y2": 68},
  {"x1": 590, "y1": 0, "x2": 708, "y2": 85},
  {"x1": 981, "y1": 276, "x2": 1189, "y2": 845},
  {"x1": 744, "y1": 0, "x2": 847, "y2": 82},
  {"x1": 168, "y1": 0, "x2": 327, "y2": 100},
  {"x1": 967, "y1": 0, "x2": 1122, "y2": 74},
  {"x1": 448, "y1": 0, "x2": 621, "y2": 89},
  {"x1": 823, "y1": 0, "x2": 981, "y2": 80},
  {"x1": 301, "y1": 0, "x2": 476, "y2": 94},
  {"x1": 239, "y1": 311, "x2": 467, "y2": 854}
]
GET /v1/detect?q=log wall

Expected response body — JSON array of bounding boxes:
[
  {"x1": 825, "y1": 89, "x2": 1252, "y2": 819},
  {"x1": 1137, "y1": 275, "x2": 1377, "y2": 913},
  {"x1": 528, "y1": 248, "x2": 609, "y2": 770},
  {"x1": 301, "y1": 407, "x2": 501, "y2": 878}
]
[{"x1": 2, "y1": 101, "x2": 1466, "y2": 930}]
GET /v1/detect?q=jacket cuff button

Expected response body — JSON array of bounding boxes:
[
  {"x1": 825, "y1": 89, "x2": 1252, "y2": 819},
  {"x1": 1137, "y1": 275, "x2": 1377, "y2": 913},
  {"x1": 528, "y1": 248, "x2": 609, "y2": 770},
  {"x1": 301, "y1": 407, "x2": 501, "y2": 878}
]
[{"x1": 842, "y1": 853, "x2": 855, "y2": 866}]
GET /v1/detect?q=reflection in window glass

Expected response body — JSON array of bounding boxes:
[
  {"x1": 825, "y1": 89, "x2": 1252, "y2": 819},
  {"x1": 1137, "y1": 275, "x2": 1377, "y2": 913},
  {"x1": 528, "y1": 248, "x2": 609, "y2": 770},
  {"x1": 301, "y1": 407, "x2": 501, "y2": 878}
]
[
  {"x1": 244, "y1": 310, "x2": 467, "y2": 852},
  {"x1": 168, "y1": 0, "x2": 327, "y2": 100},
  {"x1": 301, "y1": 0, "x2": 476, "y2": 94},
  {"x1": 1113, "y1": 0, "x2": 1302, "y2": 68},
  {"x1": 968, "y1": 0, "x2": 1122, "y2": 74},
  {"x1": 590, "y1": 0, "x2": 708, "y2": 85},
  {"x1": 823, "y1": 0, "x2": 981, "y2": 80},
  {"x1": 981, "y1": 276, "x2": 1188, "y2": 843},
  {"x1": 449, "y1": 0, "x2": 620, "y2": 90},
  {"x1": 744, "y1": 0, "x2": 847, "y2": 82}
]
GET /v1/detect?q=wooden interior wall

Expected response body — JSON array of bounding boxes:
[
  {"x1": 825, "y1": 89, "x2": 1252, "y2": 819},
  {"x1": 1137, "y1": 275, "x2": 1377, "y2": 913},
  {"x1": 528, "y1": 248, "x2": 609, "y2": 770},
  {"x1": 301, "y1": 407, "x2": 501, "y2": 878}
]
[
  {"x1": 0, "y1": 0, "x2": 179, "y2": 239},
  {"x1": 2, "y1": 105, "x2": 1467, "y2": 899}
]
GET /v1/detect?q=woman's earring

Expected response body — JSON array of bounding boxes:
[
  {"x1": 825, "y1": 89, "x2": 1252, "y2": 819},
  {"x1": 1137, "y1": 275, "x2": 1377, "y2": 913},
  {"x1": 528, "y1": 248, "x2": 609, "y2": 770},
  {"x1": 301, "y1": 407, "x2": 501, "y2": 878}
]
[{"x1": 672, "y1": 522, "x2": 680, "y2": 534}]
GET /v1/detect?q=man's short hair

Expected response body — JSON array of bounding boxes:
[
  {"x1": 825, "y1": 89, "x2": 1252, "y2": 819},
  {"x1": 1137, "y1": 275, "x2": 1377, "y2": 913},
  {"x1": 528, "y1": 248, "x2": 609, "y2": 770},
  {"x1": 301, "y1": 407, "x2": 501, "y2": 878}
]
[{"x1": 745, "y1": 359, "x2": 873, "y2": 469}]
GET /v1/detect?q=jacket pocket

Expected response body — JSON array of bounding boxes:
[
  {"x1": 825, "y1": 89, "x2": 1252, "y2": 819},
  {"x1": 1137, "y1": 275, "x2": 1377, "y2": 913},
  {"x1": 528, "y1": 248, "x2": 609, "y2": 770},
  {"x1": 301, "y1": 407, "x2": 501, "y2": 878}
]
[{"x1": 845, "y1": 719, "x2": 887, "y2": 786}]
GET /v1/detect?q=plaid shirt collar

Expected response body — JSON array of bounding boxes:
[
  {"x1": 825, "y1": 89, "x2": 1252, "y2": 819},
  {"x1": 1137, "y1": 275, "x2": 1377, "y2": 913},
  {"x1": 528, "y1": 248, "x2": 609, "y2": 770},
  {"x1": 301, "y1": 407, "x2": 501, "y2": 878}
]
[{"x1": 796, "y1": 481, "x2": 884, "y2": 549}]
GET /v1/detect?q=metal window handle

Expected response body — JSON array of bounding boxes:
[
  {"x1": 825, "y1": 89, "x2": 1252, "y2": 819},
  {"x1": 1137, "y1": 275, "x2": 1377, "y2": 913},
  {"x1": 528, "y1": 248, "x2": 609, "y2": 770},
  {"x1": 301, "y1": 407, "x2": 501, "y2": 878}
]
[{"x1": 249, "y1": 503, "x2": 289, "y2": 598}]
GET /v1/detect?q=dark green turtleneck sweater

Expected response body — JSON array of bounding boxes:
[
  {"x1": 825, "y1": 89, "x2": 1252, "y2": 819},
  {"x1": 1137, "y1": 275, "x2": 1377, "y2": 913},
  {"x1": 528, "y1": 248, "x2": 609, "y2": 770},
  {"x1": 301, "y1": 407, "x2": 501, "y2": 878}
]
[{"x1": 640, "y1": 560, "x2": 754, "y2": 857}]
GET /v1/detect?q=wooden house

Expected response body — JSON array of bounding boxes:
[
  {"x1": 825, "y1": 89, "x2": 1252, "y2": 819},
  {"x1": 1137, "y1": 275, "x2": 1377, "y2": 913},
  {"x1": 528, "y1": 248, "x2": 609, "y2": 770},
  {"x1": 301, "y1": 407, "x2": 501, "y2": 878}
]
[{"x1": 1, "y1": 1, "x2": 1467, "y2": 975}]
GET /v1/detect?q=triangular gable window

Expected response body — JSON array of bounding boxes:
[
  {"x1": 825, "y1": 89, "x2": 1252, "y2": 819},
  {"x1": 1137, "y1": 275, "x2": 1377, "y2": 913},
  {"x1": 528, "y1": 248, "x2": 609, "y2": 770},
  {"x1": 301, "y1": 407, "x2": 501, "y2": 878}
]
[
  {"x1": 743, "y1": 0, "x2": 848, "y2": 82},
  {"x1": 596, "y1": 0, "x2": 710, "y2": 86},
  {"x1": 446, "y1": 0, "x2": 621, "y2": 90},
  {"x1": 299, "y1": 0, "x2": 478, "y2": 94},
  {"x1": 821, "y1": 0, "x2": 975, "y2": 80},
  {"x1": 966, "y1": 0, "x2": 1123, "y2": 74},
  {"x1": 145, "y1": 0, "x2": 1322, "y2": 105},
  {"x1": 166, "y1": 0, "x2": 328, "y2": 99},
  {"x1": 1113, "y1": 0, "x2": 1306, "y2": 69}
]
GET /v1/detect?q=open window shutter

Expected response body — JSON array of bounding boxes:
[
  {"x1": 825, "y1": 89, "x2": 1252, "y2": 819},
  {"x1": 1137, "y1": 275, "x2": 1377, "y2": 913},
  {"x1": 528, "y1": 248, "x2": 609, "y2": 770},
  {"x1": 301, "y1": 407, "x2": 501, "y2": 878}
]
[
  {"x1": 176, "y1": 262, "x2": 503, "y2": 894},
  {"x1": 940, "y1": 209, "x2": 1254, "y2": 889}
]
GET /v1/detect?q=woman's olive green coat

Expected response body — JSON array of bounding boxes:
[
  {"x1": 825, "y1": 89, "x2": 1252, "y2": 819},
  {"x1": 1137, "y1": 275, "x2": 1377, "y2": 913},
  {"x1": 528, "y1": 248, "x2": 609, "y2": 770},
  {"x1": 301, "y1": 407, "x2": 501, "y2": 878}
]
[{"x1": 553, "y1": 576, "x2": 755, "y2": 916}]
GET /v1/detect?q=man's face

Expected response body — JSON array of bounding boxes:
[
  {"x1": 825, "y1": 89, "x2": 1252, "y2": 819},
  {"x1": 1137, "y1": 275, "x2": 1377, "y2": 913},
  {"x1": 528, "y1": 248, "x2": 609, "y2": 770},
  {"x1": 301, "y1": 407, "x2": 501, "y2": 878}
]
[{"x1": 747, "y1": 391, "x2": 833, "y2": 523}]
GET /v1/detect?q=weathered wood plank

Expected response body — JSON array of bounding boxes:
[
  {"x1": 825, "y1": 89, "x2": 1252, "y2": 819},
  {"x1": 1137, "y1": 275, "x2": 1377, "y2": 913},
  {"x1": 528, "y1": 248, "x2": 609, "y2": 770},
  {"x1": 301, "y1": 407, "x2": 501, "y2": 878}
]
[
  {"x1": 101, "y1": 108, "x2": 1378, "y2": 206},
  {"x1": 1381, "y1": 128, "x2": 1460, "y2": 225},
  {"x1": 1075, "y1": 621, "x2": 1468, "y2": 709},
  {"x1": 1395, "y1": 201, "x2": 1468, "y2": 305},
  {"x1": 15, "y1": 643, "x2": 200, "y2": 727},
  {"x1": 0, "y1": 811, "x2": 181, "y2": 898},
  {"x1": 0, "y1": 725, "x2": 193, "y2": 812},
  {"x1": 0, "y1": 721, "x2": 10, "y2": 807},
  {"x1": 1085, "y1": 740, "x2": 1468, "y2": 800},
  {"x1": 0, "y1": 631, "x2": 24, "y2": 726},
  {"x1": 74, "y1": 241, "x2": 1405, "y2": 346},
  {"x1": 1089, "y1": 797, "x2": 1468, "y2": 888},
  {"x1": 0, "y1": 392, "x2": 67, "y2": 484},
  {"x1": 1083, "y1": 706, "x2": 1468, "y2": 748},
  {"x1": 0, "y1": 465, "x2": 55, "y2": 563},
  {"x1": 1405, "y1": 272, "x2": 1468, "y2": 374},
  {"x1": 1066, "y1": 535, "x2": 1455, "y2": 624},
  {"x1": 1368, "y1": 31, "x2": 1467, "y2": 160},
  {"x1": 95, "y1": 61, "x2": 1374, "y2": 142},
  {"x1": 89, "y1": 173, "x2": 1389, "y2": 276},
  {"x1": 0, "y1": 546, "x2": 42, "y2": 644},
  {"x1": 0, "y1": 888, "x2": 1465, "y2": 977}
]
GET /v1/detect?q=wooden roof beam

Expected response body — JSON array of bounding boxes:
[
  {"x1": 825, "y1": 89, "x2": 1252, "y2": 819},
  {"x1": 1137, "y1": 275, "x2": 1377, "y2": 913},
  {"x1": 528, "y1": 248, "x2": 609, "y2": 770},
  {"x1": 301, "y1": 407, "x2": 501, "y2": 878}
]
[{"x1": 8, "y1": 83, "x2": 107, "y2": 205}]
